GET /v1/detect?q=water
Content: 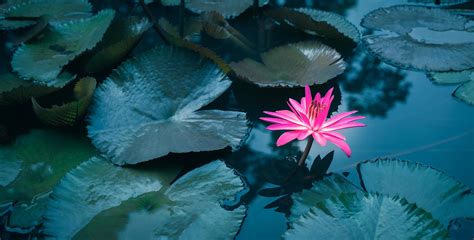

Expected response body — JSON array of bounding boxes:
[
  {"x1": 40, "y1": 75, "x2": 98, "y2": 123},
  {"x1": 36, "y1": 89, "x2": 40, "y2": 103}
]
[{"x1": 1, "y1": 0, "x2": 473, "y2": 239}]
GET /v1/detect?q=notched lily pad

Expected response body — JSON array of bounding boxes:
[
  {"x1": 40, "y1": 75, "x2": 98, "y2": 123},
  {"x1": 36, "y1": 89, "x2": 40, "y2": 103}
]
[
  {"x1": 0, "y1": 0, "x2": 92, "y2": 30},
  {"x1": 230, "y1": 41, "x2": 346, "y2": 87},
  {"x1": 32, "y1": 77, "x2": 97, "y2": 127},
  {"x1": 43, "y1": 159, "x2": 246, "y2": 240},
  {"x1": 361, "y1": 5, "x2": 474, "y2": 71},
  {"x1": 284, "y1": 193, "x2": 448, "y2": 239},
  {"x1": 454, "y1": 79, "x2": 474, "y2": 105},
  {"x1": 87, "y1": 45, "x2": 249, "y2": 165},
  {"x1": 0, "y1": 129, "x2": 96, "y2": 231},
  {"x1": 266, "y1": 7, "x2": 360, "y2": 44},
  {"x1": 11, "y1": 9, "x2": 115, "y2": 85},
  {"x1": 161, "y1": 0, "x2": 268, "y2": 19},
  {"x1": 83, "y1": 16, "x2": 151, "y2": 74},
  {"x1": 429, "y1": 70, "x2": 474, "y2": 105},
  {"x1": 358, "y1": 158, "x2": 474, "y2": 227}
]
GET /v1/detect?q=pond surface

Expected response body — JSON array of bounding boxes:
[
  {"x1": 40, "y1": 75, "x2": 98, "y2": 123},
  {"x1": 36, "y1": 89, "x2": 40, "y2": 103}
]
[{"x1": 0, "y1": 0, "x2": 473, "y2": 239}]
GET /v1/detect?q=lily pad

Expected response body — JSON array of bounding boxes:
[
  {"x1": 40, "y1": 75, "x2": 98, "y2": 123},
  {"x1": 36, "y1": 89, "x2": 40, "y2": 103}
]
[
  {"x1": 266, "y1": 7, "x2": 360, "y2": 44},
  {"x1": 284, "y1": 193, "x2": 448, "y2": 239},
  {"x1": 289, "y1": 174, "x2": 361, "y2": 224},
  {"x1": 87, "y1": 45, "x2": 249, "y2": 165},
  {"x1": 158, "y1": 17, "x2": 203, "y2": 40},
  {"x1": 0, "y1": 0, "x2": 92, "y2": 30},
  {"x1": 454, "y1": 79, "x2": 474, "y2": 105},
  {"x1": 43, "y1": 159, "x2": 246, "y2": 240},
  {"x1": 11, "y1": 9, "x2": 115, "y2": 85},
  {"x1": 161, "y1": 0, "x2": 269, "y2": 18},
  {"x1": 407, "y1": 0, "x2": 469, "y2": 6},
  {"x1": 32, "y1": 77, "x2": 97, "y2": 127},
  {"x1": 358, "y1": 158, "x2": 474, "y2": 227},
  {"x1": 0, "y1": 72, "x2": 66, "y2": 106},
  {"x1": 361, "y1": 5, "x2": 474, "y2": 71},
  {"x1": 84, "y1": 16, "x2": 151, "y2": 74},
  {"x1": 429, "y1": 70, "x2": 473, "y2": 84},
  {"x1": 229, "y1": 41, "x2": 346, "y2": 87},
  {"x1": 0, "y1": 129, "x2": 96, "y2": 230}
]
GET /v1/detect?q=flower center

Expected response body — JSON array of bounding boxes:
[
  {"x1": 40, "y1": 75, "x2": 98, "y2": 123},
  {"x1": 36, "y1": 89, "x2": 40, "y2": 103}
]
[{"x1": 308, "y1": 101, "x2": 324, "y2": 122}]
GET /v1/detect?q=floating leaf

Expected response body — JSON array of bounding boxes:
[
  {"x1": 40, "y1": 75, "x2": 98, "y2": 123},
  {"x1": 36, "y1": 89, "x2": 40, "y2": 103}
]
[
  {"x1": 0, "y1": 0, "x2": 92, "y2": 30},
  {"x1": 230, "y1": 41, "x2": 345, "y2": 87},
  {"x1": 429, "y1": 70, "x2": 473, "y2": 84},
  {"x1": 361, "y1": 5, "x2": 474, "y2": 71},
  {"x1": 284, "y1": 193, "x2": 448, "y2": 239},
  {"x1": 358, "y1": 159, "x2": 474, "y2": 227},
  {"x1": 407, "y1": 0, "x2": 469, "y2": 6},
  {"x1": 12, "y1": 9, "x2": 115, "y2": 85},
  {"x1": 454, "y1": 79, "x2": 474, "y2": 105},
  {"x1": 266, "y1": 7, "x2": 360, "y2": 44},
  {"x1": 0, "y1": 72, "x2": 65, "y2": 106},
  {"x1": 87, "y1": 46, "x2": 249, "y2": 165},
  {"x1": 0, "y1": 129, "x2": 96, "y2": 230},
  {"x1": 32, "y1": 77, "x2": 97, "y2": 126},
  {"x1": 44, "y1": 159, "x2": 246, "y2": 240},
  {"x1": 289, "y1": 174, "x2": 361, "y2": 224},
  {"x1": 11, "y1": 14, "x2": 50, "y2": 45},
  {"x1": 83, "y1": 16, "x2": 151, "y2": 74},
  {"x1": 158, "y1": 17, "x2": 203, "y2": 40},
  {"x1": 161, "y1": 0, "x2": 269, "y2": 18}
]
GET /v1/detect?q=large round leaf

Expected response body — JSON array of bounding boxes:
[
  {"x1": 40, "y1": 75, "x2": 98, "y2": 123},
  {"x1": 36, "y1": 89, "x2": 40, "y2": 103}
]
[
  {"x1": 11, "y1": 9, "x2": 115, "y2": 85},
  {"x1": 0, "y1": 0, "x2": 92, "y2": 30},
  {"x1": 43, "y1": 159, "x2": 246, "y2": 240},
  {"x1": 361, "y1": 5, "x2": 474, "y2": 71},
  {"x1": 87, "y1": 45, "x2": 249, "y2": 165},
  {"x1": 284, "y1": 193, "x2": 448, "y2": 239},
  {"x1": 161, "y1": 0, "x2": 268, "y2": 19},
  {"x1": 0, "y1": 129, "x2": 96, "y2": 230},
  {"x1": 358, "y1": 158, "x2": 474, "y2": 227},
  {"x1": 230, "y1": 41, "x2": 346, "y2": 87},
  {"x1": 429, "y1": 70, "x2": 474, "y2": 105}
]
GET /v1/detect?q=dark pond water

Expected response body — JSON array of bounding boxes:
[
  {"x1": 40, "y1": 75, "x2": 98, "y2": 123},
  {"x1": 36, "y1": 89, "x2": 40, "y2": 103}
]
[{"x1": 1, "y1": 0, "x2": 473, "y2": 239}]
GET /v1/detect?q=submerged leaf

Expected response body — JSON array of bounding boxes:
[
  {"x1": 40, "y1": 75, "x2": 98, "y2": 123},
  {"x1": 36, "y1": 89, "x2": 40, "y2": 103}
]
[
  {"x1": 0, "y1": 129, "x2": 96, "y2": 230},
  {"x1": 161, "y1": 0, "x2": 269, "y2": 18},
  {"x1": 12, "y1": 9, "x2": 115, "y2": 85},
  {"x1": 44, "y1": 159, "x2": 246, "y2": 240},
  {"x1": 266, "y1": 7, "x2": 360, "y2": 44},
  {"x1": 84, "y1": 16, "x2": 151, "y2": 74},
  {"x1": 32, "y1": 77, "x2": 97, "y2": 126},
  {"x1": 284, "y1": 193, "x2": 448, "y2": 239},
  {"x1": 230, "y1": 41, "x2": 345, "y2": 87},
  {"x1": 361, "y1": 5, "x2": 474, "y2": 71},
  {"x1": 88, "y1": 46, "x2": 249, "y2": 165},
  {"x1": 0, "y1": 0, "x2": 92, "y2": 30},
  {"x1": 358, "y1": 158, "x2": 474, "y2": 227},
  {"x1": 0, "y1": 73, "x2": 64, "y2": 106}
]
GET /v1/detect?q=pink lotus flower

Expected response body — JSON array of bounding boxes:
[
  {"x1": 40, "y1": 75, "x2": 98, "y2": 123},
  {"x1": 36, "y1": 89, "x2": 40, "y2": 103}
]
[{"x1": 260, "y1": 85, "x2": 365, "y2": 157}]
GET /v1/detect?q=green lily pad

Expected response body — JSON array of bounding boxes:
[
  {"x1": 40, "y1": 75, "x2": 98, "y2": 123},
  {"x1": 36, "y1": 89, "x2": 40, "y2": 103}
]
[
  {"x1": 429, "y1": 70, "x2": 473, "y2": 84},
  {"x1": 32, "y1": 77, "x2": 97, "y2": 127},
  {"x1": 284, "y1": 193, "x2": 448, "y2": 239},
  {"x1": 289, "y1": 174, "x2": 362, "y2": 224},
  {"x1": 87, "y1": 45, "x2": 249, "y2": 165},
  {"x1": 230, "y1": 41, "x2": 346, "y2": 87},
  {"x1": 43, "y1": 159, "x2": 246, "y2": 240},
  {"x1": 266, "y1": 7, "x2": 360, "y2": 44},
  {"x1": 83, "y1": 16, "x2": 151, "y2": 74},
  {"x1": 0, "y1": 72, "x2": 68, "y2": 106},
  {"x1": 11, "y1": 9, "x2": 115, "y2": 85},
  {"x1": 358, "y1": 158, "x2": 474, "y2": 227},
  {"x1": 454, "y1": 79, "x2": 474, "y2": 105},
  {"x1": 0, "y1": 129, "x2": 96, "y2": 230},
  {"x1": 161, "y1": 0, "x2": 269, "y2": 18},
  {"x1": 361, "y1": 5, "x2": 474, "y2": 71},
  {"x1": 407, "y1": 0, "x2": 469, "y2": 6},
  {"x1": 0, "y1": 0, "x2": 92, "y2": 30}
]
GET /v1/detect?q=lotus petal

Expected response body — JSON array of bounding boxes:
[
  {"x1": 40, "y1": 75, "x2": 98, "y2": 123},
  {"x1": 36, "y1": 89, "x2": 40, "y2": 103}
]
[
  {"x1": 43, "y1": 159, "x2": 246, "y2": 240},
  {"x1": 230, "y1": 41, "x2": 345, "y2": 87},
  {"x1": 0, "y1": 129, "x2": 96, "y2": 230},
  {"x1": 87, "y1": 45, "x2": 249, "y2": 165},
  {"x1": 11, "y1": 9, "x2": 115, "y2": 85},
  {"x1": 361, "y1": 5, "x2": 474, "y2": 71},
  {"x1": 358, "y1": 158, "x2": 474, "y2": 227},
  {"x1": 284, "y1": 193, "x2": 448, "y2": 239}
]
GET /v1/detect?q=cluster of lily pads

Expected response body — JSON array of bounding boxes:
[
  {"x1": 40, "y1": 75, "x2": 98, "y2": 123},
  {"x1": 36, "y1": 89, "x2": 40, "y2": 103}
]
[{"x1": 0, "y1": 0, "x2": 473, "y2": 239}]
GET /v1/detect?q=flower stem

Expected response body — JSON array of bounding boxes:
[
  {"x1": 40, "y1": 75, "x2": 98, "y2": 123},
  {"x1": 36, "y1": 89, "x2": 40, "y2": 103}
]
[{"x1": 298, "y1": 137, "x2": 314, "y2": 166}]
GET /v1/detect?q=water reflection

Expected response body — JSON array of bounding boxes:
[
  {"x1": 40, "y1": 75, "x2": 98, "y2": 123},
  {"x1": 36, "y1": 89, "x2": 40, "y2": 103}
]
[{"x1": 340, "y1": 46, "x2": 410, "y2": 117}]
